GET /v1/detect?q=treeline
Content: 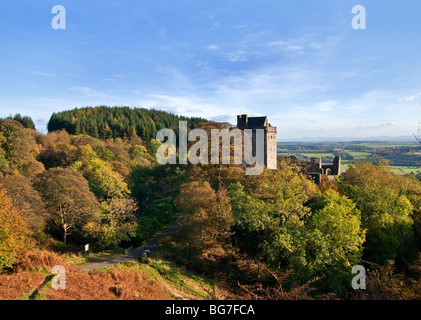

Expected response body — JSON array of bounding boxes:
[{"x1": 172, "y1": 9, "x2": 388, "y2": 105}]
[
  {"x1": 0, "y1": 114, "x2": 35, "y2": 130},
  {"x1": 47, "y1": 106, "x2": 207, "y2": 141}
]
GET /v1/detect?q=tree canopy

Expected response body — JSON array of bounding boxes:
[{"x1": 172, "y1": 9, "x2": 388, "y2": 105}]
[{"x1": 47, "y1": 106, "x2": 207, "y2": 141}]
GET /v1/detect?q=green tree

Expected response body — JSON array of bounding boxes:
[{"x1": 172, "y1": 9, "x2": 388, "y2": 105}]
[
  {"x1": 228, "y1": 160, "x2": 320, "y2": 271},
  {"x1": 76, "y1": 145, "x2": 129, "y2": 200},
  {"x1": 97, "y1": 197, "x2": 138, "y2": 247},
  {"x1": 302, "y1": 190, "x2": 366, "y2": 295},
  {"x1": 338, "y1": 161, "x2": 418, "y2": 265}
]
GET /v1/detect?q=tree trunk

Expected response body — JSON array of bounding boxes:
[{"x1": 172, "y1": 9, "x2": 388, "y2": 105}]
[{"x1": 63, "y1": 224, "x2": 67, "y2": 245}]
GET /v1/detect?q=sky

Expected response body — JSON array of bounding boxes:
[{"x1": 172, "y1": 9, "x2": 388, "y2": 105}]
[{"x1": 0, "y1": 0, "x2": 420, "y2": 141}]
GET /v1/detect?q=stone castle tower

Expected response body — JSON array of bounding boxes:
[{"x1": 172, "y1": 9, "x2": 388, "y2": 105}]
[
  {"x1": 307, "y1": 156, "x2": 341, "y2": 184},
  {"x1": 236, "y1": 114, "x2": 277, "y2": 170}
]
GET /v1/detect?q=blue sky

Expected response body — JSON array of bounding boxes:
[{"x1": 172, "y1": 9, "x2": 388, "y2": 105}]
[{"x1": 0, "y1": 0, "x2": 420, "y2": 140}]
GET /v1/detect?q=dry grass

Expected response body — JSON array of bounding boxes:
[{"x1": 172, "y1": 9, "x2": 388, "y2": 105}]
[
  {"x1": 46, "y1": 266, "x2": 172, "y2": 300},
  {"x1": 13, "y1": 249, "x2": 68, "y2": 272},
  {"x1": 0, "y1": 271, "x2": 46, "y2": 300},
  {"x1": 0, "y1": 249, "x2": 173, "y2": 300}
]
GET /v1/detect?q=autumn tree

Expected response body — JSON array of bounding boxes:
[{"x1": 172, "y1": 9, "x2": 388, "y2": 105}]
[
  {"x1": 38, "y1": 130, "x2": 78, "y2": 169},
  {"x1": 0, "y1": 174, "x2": 47, "y2": 233},
  {"x1": 0, "y1": 120, "x2": 44, "y2": 177},
  {"x1": 0, "y1": 132, "x2": 9, "y2": 171},
  {"x1": 33, "y1": 167, "x2": 100, "y2": 245},
  {"x1": 0, "y1": 188, "x2": 31, "y2": 272},
  {"x1": 175, "y1": 181, "x2": 234, "y2": 260}
]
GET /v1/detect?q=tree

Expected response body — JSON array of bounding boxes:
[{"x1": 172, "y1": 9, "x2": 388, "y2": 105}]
[
  {"x1": 0, "y1": 132, "x2": 9, "y2": 171},
  {"x1": 12, "y1": 114, "x2": 35, "y2": 130},
  {"x1": 75, "y1": 145, "x2": 129, "y2": 200},
  {"x1": 33, "y1": 167, "x2": 100, "y2": 245},
  {"x1": 0, "y1": 121, "x2": 44, "y2": 177},
  {"x1": 338, "y1": 161, "x2": 419, "y2": 265},
  {"x1": 303, "y1": 190, "x2": 366, "y2": 295},
  {"x1": 97, "y1": 197, "x2": 138, "y2": 248},
  {"x1": 0, "y1": 174, "x2": 47, "y2": 233},
  {"x1": 228, "y1": 160, "x2": 320, "y2": 271},
  {"x1": 0, "y1": 188, "x2": 31, "y2": 272},
  {"x1": 175, "y1": 181, "x2": 234, "y2": 260}
]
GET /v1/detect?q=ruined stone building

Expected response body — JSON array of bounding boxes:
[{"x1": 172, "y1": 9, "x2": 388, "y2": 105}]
[
  {"x1": 236, "y1": 114, "x2": 277, "y2": 170},
  {"x1": 307, "y1": 156, "x2": 341, "y2": 184}
]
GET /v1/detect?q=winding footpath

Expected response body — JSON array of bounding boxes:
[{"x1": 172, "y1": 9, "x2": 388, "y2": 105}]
[{"x1": 75, "y1": 221, "x2": 181, "y2": 271}]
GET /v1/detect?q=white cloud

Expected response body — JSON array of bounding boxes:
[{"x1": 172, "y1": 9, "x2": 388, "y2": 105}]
[
  {"x1": 398, "y1": 93, "x2": 421, "y2": 101},
  {"x1": 267, "y1": 40, "x2": 289, "y2": 47},
  {"x1": 207, "y1": 44, "x2": 219, "y2": 50},
  {"x1": 286, "y1": 45, "x2": 303, "y2": 51}
]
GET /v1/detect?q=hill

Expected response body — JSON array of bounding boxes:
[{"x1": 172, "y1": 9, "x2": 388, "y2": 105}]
[{"x1": 47, "y1": 106, "x2": 208, "y2": 141}]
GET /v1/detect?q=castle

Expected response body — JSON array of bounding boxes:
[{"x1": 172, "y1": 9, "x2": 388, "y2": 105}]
[
  {"x1": 307, "y1": 156, "x2": 341, "y2": 184},
  {"x1": 236, "y1": 114, "x2": 277, "y2": 170}
]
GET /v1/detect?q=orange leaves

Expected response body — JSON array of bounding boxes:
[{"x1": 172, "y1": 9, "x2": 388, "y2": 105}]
[{"x1": 0, "y1": 188, "x2": 32, "y2": 272}]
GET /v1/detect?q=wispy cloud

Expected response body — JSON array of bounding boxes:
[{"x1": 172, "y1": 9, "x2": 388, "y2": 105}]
[
  {"x1": 22, "y1": 70, "x2": 57, "y2": 77},
  {"x1": 207, "y1": 44, "x2": 219, "y2": 50},
  {"x1": 268, "y1": 40, "x2": 303, "y2": 51},
  {"x1": 70, "y1": 87, "x2": 110, "y2": 98}
]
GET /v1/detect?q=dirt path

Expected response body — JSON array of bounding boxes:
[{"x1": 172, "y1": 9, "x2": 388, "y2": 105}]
[{"x1": 75, "y1": 221, "x2": 181, "y2": 271}]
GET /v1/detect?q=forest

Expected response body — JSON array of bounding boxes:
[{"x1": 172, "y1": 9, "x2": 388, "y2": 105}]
[{"x1": 0, "y1": 107, "x2": 420, "y2": 300}]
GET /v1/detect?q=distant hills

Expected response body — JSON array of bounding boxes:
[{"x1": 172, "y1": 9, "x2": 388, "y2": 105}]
[{"x1": 278, "y1": 135, "x2": 416, "y2": 143}]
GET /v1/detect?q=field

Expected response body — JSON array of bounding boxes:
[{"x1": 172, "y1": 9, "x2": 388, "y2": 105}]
[{"x1": 277, "y1": 141, "x2": 421, "y2": 174}]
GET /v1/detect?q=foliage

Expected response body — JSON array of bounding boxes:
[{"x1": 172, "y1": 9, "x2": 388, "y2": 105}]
[
  {"x1": 0, "y1": 120, "x2": 44, "y2": 177},
  {"x1": 228, "y1": 160, "x2": 320, "y2": 271},
  {"x1": 91, "y1": 197, "x2": 138, "y2": 248},
  {"x1": 0, "y1": 174, "x2": 47, "y2": 233},
  {"x1": 33, "y1": 167, "x2": 100, "y2": 245},
  {"x1": 175, "y1": 181, "x2": 234, "y2": 260},
  {"x1": 338, "y1": 161, "x2": 420, "y2": 265},
  {"x1": 75, "y1": 144, "x2": 130, "y2": 200},
  {"x1": 0, "y1": 114, "x2": 35, "y2": 130},
  {"x1": 129, "y1": 164, "x2": 187, "y2": 210},
  {"x1": 303, "y1": 190, "x2": 366, "y2": 296},
  {"x1": 136, "y1": 197, "x2": 179, "y2": 245},
  {"x1": 47, "y1": 106, "x2": 207, "y2": 141},
  {"x1": 0, "y1": 189, "x2": 31, "y2": 272}
]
